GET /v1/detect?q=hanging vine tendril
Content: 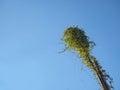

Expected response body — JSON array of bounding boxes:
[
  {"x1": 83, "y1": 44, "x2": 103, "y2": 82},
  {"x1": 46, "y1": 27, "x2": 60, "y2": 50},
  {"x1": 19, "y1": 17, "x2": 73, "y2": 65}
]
[{"x1": 62, "y1": 26, "x2": 113, "y2": 90}]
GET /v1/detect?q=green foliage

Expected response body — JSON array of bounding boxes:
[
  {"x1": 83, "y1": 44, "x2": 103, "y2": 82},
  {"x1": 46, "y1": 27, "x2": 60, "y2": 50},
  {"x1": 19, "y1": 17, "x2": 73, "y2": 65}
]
[
  {"x1": 62, "y1": 26, "x2": 113, "y2": 90},
  {"x1": 62, "y1": 26, "x2": 95, "y2": 68}
]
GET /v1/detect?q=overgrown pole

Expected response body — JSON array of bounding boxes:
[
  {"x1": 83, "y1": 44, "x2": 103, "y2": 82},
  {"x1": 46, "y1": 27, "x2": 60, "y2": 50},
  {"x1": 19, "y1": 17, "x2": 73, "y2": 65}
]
[{"x1": 62, "y1": 26, "x2": 113, "y2": 90}]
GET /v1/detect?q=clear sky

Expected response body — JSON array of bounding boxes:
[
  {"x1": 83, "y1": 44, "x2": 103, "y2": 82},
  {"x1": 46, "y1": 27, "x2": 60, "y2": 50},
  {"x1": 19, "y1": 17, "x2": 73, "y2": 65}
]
[{"x1": 0, "y1": 0, "x2": 120, "y2": 90}]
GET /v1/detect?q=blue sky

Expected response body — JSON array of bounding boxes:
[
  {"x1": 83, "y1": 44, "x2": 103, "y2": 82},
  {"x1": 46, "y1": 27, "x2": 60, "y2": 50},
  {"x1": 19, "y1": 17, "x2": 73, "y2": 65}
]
[{"x1": 0, "y1": 0, "x2": 120, "y2": 90}]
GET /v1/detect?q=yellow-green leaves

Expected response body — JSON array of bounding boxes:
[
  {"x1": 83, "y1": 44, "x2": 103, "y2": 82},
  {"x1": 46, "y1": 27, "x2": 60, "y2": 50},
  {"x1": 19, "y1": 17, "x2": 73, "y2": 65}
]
[{"x1": 62, "y1": 26, "x2": 95, "y2": 68}]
